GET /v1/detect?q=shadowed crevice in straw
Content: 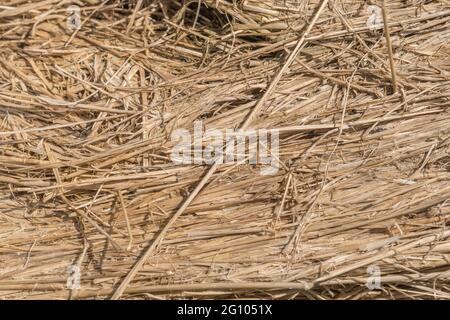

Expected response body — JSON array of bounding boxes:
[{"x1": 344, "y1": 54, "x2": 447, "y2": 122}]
[{"x1": 0, "y1": 0, "x2": 450, "y2": 300}]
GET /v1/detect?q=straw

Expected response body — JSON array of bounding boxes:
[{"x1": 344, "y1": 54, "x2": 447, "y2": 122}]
[{"x1": 0, "y1": 0, "x2": 449, "y2": 300}]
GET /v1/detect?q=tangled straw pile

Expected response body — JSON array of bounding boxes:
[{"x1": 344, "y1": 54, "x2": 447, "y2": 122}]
[{"x1": 1, "y1": 0, "x2": 450, "y2": 300}]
